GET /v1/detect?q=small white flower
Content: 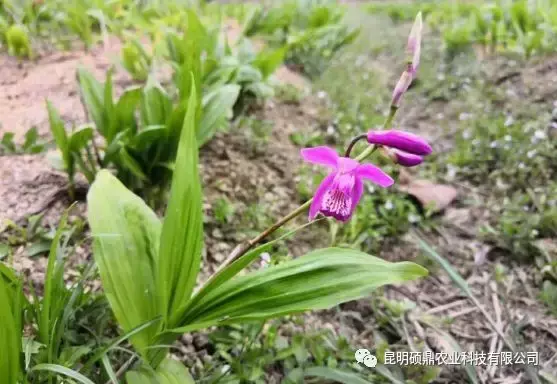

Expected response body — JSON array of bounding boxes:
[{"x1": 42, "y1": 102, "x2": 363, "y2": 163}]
[
  {"x1": 384, "y1": 200, "x2": 394, "y2": 210},
  {"x1": 531, "y1": 229, "x2": 539, "y2": 237},
  {"x1": 462, "y1": 130, "x2": 471, "y2": 139},
  {"x1": 459, "y1": 112, "x2": 472, "y2": 121},
  {"x1": 408, "y1": 213, "x2": 420, "y2": 223},
  {"x1": 518, "y1": 162, "x2": 526, "y2": 169},
  {"x1": 446, "y1": 165, "x2": 457, "y2": 180},
  {"x1": 490, "y1": 141, "x2": 498, "y2": 148},
  {"x1": 260, "y1": 252, "x2": 271, "y2": 267},
  {"x1": 504, "y1": 116, "x2": 514, "y2": 127},
  {"x1": 527, "y1": 149, "x2": 536, "y2": 158},
  {"x1": 317, "y1": 91, "x2": 327, "y2": 99},
  {"x1": 534, "y1": 130, "x2": 547, "y2": 140},
  {"x1": 504, "y1": 135, "x2": 512, "y2": 141},
  {"x1": 327, "y1": 125, "x2": 335, "y2": 135}
]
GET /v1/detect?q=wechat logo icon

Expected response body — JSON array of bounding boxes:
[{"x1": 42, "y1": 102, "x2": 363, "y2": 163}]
[{"x1": 355, "y1": 349, "x2": 377, "y2": 368}]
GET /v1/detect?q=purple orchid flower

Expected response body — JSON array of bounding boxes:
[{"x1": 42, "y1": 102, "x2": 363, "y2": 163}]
[{"x1": 301, "y1": 146, "x2": 394, "y2": 222}]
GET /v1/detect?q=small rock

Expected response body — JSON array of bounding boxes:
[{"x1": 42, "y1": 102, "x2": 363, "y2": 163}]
[{"x1": 193, "y1": 334, "x2": 209, "y2": 350}]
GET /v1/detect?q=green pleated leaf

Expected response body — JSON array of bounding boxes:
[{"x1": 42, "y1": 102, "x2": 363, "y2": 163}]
[
  {"x1": 69, "y1": 126, "x2": 94, "y2": 153},
  {"x1": 119, "y1": 147, "x2": 148, "y2": 182},
  {"x1": 87, "y1": 170, "x2": 162, "y2": 357},
  {"x1": 46, "y1": 101, "x2": 70, "y2": 170},
  {"x1": 114, "y1": 86, "x2": 143, "y2": 138},
  {"x1": 0, "y1": 265, "x2": 22, "y2": 384},
  {"x1": 169, "y1": 248, "x2": 428, "y2": 333},
  {"x1": 253, "y1": 46, "x2": 287, "y2": 79},
  {"x1": 198, "y1": 84, "x2": 240, "y2": 146},
  {"x1": 126, "y1": 358, "x2": 194, "y2": 384},
  {"x1": 77, "y1": 68, "x2": 106, "y2": 135},
  {"x1": 158, "y1": 78, "x2": 203, "y2": 328}
]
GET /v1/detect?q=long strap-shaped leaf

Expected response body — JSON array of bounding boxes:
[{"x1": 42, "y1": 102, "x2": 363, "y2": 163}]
[
  {"x1": 0, "y1": 266, "x2": 22, "y2": 384},
  {"x1": 158, "y1": 75, "x2": 203, "y2": 328},
  {"x1": 167, "y1": 248, "x2": 427, "y2": 334}
]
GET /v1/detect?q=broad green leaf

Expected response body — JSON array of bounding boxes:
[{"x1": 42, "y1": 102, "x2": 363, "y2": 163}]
[
  {"x1": 126, "y1": 358, "x2": 194, "y2": 384},
  {"x1": 30, "y1": 364, "x2": 94, "y2": 384},
  {"x1": 26, "y1": 240, "x2": 52, "y2": 257},
  {"x1": 171, "y1": 248, "x2": 427, "y2": 332},
  {"x1": 158, "y1": 79, "x2": 203, "y2": 328},
  {"x1": 130, "y1": 125, "x2": 167, "y2": 152},
  {"x1": 0, "y1": 266, "x2": 22, "y2": 384},
  {"x1": 236, "y1": 65, "x2": 263, "y2": 83},
  {"x1": 119, "y1": 147, "x2": 148, "y2": 182},
  {"x1": 198, "y1": 84, "x2": 240, "y2": 146},
  {"x1": 22, "y1": 126, "x2": 39, "y2": 151},
  {"x1": 87, "y1": 170, "x2": 162, "y2": 356},
  {"x1": 77, "y1": 68, "x2": 106, "y2": 134},
  {"x1": 0, "y1": 243, "x2": 10, "y2": 260},
  {"x1": 114, "y1": 86, "x2": 143, "y2": 139},
  {"x1": 253, "y1": 47, "x2": 287, "y2": 79},
  {"x1": 46, "y1": 101, "x2": 70, "y2": 168},
  {"x1": 141, "y1": 79, "x2": 172, "y2": 126},
  {"x1": 69, "y1": 126, "x2": 94, "y2": 153}
]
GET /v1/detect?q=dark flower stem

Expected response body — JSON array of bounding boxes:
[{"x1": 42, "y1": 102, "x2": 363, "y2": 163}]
[{"x1": 344, "y1": 134, "x2": 368, "y2": 157}]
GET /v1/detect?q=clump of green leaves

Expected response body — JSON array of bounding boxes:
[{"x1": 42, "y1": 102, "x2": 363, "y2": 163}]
[
  {"x1": 5, "y1": 23, "x2": 32, "y2": 58},
  {"x1": 0, "y1": 127, "x2": 45, "y2": 155},
  {"x1": 85, "y1": 76, "x2": 427, "y2": 380},
  {"x1": 243, "y1": 0, "x2": 359, "y2": 78},
  {"x1": 0, "y1": 209, "x2": 115, "y2": 384},
  {"x1": 202, "y1": 318, "x2": 371, "y2": 383},
  {"x1": 121, "y1": 37, "x2": 152, "y2": 81},
  {"x1": 47, "y1": 12, "x2": 241, "y2": 204},
  {"x1": 448, "y1": 115, "x2": 557, "y2": 192}
]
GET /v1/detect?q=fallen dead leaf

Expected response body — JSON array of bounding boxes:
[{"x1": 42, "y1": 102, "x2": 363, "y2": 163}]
[{"x1": 398, "y1": 179, "x2": 458, "y2": 213}]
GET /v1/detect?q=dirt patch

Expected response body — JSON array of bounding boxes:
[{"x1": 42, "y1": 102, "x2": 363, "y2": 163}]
[{"x1": 0, "y1": 36, "x2": 136, "y2": 142}]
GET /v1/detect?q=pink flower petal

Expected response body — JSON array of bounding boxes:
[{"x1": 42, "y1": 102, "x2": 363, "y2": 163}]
[
  {"x1": 393, "y1": 149, "x2": 423, "y2": 167},
  {"x1": 309, "y1": 172, "x2": 336, "y2": 220},
  {"x1": 355, "y1": 164, "x2": 394, "y2": 188},
  {"x1": 301, "y1": 146, "x2": 339, "y2": 169}
]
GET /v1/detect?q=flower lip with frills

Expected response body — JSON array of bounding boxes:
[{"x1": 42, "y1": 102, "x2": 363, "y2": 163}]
[{"x1": 301, "y1": 146, "x2": 394, "y2": 222}]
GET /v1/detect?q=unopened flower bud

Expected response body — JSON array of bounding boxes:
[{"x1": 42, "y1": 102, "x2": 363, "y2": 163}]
[
  {"x1": 367, "y1": 129, "x2": 432, "y2": 156},
  {"x1": 391, "y1": 71, "x2": 413, "y2": 108},
  {"x1": 407, "y1": 12, "x2": 423, "y2": 76}
]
